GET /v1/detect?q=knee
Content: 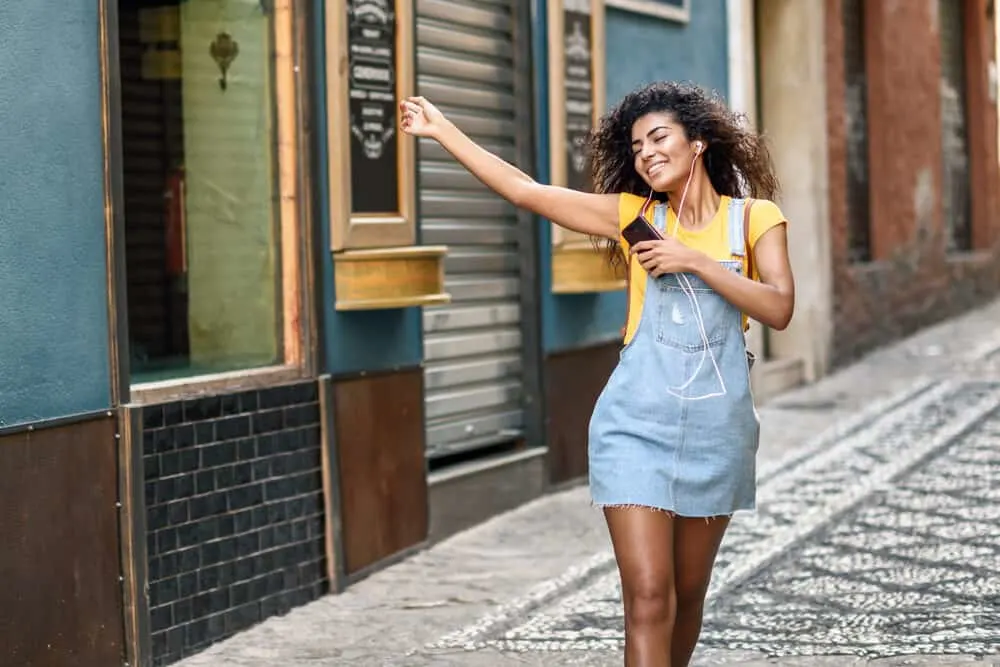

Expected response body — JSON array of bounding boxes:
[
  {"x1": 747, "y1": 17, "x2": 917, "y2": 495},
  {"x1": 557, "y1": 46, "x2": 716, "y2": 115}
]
[
  {"x1": 674, "y1": 579, "x2": 709, "y2": 620},
  {"x1": 623, "y1": 578, "x2": 677, "y2": 628}
]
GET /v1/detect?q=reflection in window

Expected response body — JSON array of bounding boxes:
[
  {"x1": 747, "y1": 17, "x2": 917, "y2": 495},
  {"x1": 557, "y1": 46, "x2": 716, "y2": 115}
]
[{"x1": 119, "y1": 0, "x2": 282, "y2": 382}]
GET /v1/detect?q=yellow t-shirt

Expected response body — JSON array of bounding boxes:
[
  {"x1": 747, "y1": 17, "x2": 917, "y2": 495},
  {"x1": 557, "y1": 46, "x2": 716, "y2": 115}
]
[{"x1": 618, "y1": 193, "x2": 787, "y2": 345}]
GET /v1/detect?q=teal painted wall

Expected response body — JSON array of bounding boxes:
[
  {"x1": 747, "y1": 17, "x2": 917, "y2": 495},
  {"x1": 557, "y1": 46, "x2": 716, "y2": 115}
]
[
  {"x1": 605, "y1": 2, "x2": 730, "y2": 102},
  {"x1": 311, "y1": 0, "x2": 423, "y2": 376},
  {"x1": 538, "y1": 1, "x2": 730, "y2": 353},
  {"x1": 0, "y1": 4, "x2": 112, "y2": 427}
]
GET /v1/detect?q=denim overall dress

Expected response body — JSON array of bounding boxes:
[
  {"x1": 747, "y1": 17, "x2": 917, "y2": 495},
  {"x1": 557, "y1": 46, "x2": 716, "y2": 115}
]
[{"x1": 588, "y1": 198, "x2": 759, "y2": 517}]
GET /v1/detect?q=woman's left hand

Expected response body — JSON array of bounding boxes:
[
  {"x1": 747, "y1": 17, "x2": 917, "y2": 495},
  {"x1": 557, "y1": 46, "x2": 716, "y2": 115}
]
[{"x1": 631, "y1": 238, "x2": 706, "y2": 277}]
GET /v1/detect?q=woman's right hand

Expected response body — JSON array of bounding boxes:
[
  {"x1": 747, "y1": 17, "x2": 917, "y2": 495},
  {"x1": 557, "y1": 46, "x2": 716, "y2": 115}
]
[{"x1": 399, "y1": 97, "x2": 447, "y2": 140}]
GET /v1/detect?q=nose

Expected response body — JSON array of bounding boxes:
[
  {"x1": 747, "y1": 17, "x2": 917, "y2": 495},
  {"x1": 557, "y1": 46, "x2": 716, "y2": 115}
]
[{"x1": 638, "y1": 142, "x2": 655, "y2": 163}]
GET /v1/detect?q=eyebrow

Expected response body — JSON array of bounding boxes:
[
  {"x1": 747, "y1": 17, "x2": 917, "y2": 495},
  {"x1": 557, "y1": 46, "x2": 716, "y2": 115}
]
[{"x1": 630, "y1": 125, "x2": 670, "y2": 147}]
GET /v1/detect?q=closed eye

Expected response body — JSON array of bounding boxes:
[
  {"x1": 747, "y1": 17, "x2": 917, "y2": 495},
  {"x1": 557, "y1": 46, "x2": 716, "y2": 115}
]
[{"x1": 632, "y1": 132, "x2": 669, "y2": 156}]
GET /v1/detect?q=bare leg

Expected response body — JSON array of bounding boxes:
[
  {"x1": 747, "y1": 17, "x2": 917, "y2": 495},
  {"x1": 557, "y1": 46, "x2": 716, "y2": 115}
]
[
  {"x1": 604, "y1": 507, "x2": 676, "y2": 667},
  {"x1": 670, "y1": 515, "x2": 731, "y2": 667}
]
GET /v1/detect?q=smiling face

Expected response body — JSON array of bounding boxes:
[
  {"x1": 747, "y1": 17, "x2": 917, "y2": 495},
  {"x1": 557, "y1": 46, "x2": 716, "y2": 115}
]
[{"x1": 630, "y1": 111, "x2": 700, "y2": 193}]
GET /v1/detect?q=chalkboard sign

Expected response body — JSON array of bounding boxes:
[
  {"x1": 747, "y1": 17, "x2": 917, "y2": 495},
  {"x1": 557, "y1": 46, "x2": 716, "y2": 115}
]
[
  {"x1": 548, "y1": 0, "x2": 603, "y2": 249},
  {"x1": 346, "y1": 0, "x2": 399, "y2": 215},
  {"x1": 563, "y1": 8, "x2": 594, "y2": 192}
]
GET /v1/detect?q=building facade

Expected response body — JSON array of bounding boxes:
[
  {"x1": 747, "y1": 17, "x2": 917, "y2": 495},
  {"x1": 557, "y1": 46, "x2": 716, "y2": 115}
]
[
  {"x1": 726, "y1": 0, "x2": 999, "y2": 374},
  {"x1": 824, "y1": 0, "x2": 1000, "y2": 365}
]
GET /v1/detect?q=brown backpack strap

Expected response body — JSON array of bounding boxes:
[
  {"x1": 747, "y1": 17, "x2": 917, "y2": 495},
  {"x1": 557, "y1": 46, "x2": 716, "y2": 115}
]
[
  {"x1": 743, "y1": 198, "x2": 756, "y2": 279},
  {"x1": 620, "y1": 261, "x2": 631, "y2": 339}
]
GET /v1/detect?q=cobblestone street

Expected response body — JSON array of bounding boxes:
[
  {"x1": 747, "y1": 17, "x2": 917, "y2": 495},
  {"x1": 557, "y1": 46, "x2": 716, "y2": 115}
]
[{"x1": 177, "y1": 300, "x2": 1000, "y2": 667}]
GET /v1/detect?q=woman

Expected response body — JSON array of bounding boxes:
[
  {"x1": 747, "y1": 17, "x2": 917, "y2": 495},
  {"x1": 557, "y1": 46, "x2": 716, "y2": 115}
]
[{"x1": 400, "y1": 81, "x2": 794, "y2": 667}]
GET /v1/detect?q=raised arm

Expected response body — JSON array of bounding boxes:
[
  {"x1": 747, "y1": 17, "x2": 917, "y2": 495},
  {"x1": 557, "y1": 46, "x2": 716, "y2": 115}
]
[{"x1": 400, "y1": 97, "x2": 619, "y2": 240}]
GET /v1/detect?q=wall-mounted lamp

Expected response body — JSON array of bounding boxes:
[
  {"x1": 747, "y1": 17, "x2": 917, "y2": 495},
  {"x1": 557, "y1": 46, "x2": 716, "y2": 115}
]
[{"x1": 209, "y1": 32, "x2": 239, "y2": 90}]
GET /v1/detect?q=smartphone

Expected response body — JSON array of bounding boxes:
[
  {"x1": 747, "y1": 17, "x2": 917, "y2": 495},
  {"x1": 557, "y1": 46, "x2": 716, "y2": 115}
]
[{"x1": 621, "y1": 215, "x2": 663, "y2": 247}]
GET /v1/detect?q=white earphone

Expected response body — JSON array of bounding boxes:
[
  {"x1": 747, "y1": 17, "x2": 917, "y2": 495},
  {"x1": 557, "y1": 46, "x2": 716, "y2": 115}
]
[{"x1": 662, "y1": 137, "x2": 728, "y2": 401}]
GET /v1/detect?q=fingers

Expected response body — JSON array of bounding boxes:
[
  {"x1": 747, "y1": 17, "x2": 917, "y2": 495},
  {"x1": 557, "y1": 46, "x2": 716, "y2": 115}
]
[
  {"x1": 635, "y1": 247, "x2": 665, "y2": 275},
  {"x1": 399, "y1": 102, "x2": 420, "y2": 120},
  {"x1": 630, "y1": 238, "x2": 673, "y2": 255},
  {"x1": 399, "y1": 97, "x2": 426, "y2": 113},
  {"x1": 399, "y1": 100, "x2": 423, "y2": 132},
  {"x1": 634, "y1": 252, "x2": 656, "y2": 271}
]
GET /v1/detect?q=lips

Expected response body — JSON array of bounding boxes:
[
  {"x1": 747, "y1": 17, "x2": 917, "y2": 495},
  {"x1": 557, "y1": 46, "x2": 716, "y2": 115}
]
[{"x1": 647, "y1": 162, "x2": 667, "y2": 178}]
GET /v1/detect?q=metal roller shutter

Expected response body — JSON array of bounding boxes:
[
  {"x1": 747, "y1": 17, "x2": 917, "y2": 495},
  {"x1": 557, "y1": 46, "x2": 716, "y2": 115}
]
[{"x1": 416, "y1": 0, "x2": 525, "y2": 460}]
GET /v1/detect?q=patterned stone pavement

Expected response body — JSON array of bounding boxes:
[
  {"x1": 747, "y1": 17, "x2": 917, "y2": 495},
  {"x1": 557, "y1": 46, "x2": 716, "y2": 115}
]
[
  {"x1": 177, "y1": 301, "x2": 1000, "y2": 667},
  {"x1": 431, "y1": 380, "x2": 1000, "y2": 662}
]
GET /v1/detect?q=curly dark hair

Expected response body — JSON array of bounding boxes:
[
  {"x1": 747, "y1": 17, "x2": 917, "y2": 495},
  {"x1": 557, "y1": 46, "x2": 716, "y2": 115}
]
[{"x1": 586, "y1": 81, "x2": 779, "y2": 269}]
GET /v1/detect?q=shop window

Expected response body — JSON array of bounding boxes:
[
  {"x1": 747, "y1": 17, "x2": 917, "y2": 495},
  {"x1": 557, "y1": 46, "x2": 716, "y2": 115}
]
[
  {"x1": 939, "y1": 0, "x2": 973, "y2": 252},
  {"x1": 843, "y1": 0, "x2": 871, "y2": 263},
  {"x1": 118, "y1": 0, "x2": 301, "y2": 385}
]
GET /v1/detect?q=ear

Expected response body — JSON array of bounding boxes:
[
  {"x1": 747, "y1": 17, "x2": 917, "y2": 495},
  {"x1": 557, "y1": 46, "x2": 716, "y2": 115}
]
[{"x1": 693, "y1": 141, "x2": 704, "y2": 155}]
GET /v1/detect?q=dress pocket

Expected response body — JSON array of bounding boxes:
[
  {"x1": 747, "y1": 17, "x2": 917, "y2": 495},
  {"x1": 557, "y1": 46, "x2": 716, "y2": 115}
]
[{"x1": 654, "y1": 275, "x2": 733, "y2": 352}]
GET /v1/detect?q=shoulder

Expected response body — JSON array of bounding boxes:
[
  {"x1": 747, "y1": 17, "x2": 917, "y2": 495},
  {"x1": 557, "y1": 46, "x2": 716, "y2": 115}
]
[
  {"x1": 745, "y1": 198, "x2": 787, "y2": 246},
  {"x1": 618, "y1": 193, "x2": 648, "y2": 230}
]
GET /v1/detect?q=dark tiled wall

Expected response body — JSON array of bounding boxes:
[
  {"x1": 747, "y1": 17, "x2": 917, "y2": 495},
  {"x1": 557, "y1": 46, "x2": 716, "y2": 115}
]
[{"x1": 142, "y1": 381, "x2": 327, "y2": 666}]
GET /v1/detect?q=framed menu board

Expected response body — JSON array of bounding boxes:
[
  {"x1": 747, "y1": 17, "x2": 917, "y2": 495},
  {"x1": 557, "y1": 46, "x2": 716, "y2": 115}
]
[
  {"x1": 548, "y1": 0, "x2": 605, "y2": 248},
  {"x1": 326, "y1": 0, "x2": 416, "y2": 251},
  {"x1": 548, "y1": 0, "x2": 620, "y2": 293}
]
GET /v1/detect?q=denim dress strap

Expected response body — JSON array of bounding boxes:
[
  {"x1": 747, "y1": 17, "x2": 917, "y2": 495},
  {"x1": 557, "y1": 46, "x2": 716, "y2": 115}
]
[
  {"x1": 727, "y1": 197, "x2": 747, "y2": 270},
  {"x1": 654, "y1": 201, "x2": 667, "y2": 234}
]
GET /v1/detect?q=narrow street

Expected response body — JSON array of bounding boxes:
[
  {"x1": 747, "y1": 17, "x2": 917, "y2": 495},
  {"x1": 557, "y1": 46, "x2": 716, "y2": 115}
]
[
  {"x1": 176, "y1": 300, "x2": 1000, "y2": 667},
  {"x1": 6, "y1": 3, "x2": 1000, "y2": 666}
]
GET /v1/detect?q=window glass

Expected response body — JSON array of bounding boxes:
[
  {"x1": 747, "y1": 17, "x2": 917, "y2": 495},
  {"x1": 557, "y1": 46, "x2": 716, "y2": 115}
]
[{"x1": 119, "y1": 0, "x2": 283, "y2": 382}]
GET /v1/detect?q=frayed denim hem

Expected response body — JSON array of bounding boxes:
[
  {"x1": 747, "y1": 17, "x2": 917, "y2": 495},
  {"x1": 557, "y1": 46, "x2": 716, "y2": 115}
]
[{"x1": 591, "y1": 501, "x2": 734, "y2": 522}]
